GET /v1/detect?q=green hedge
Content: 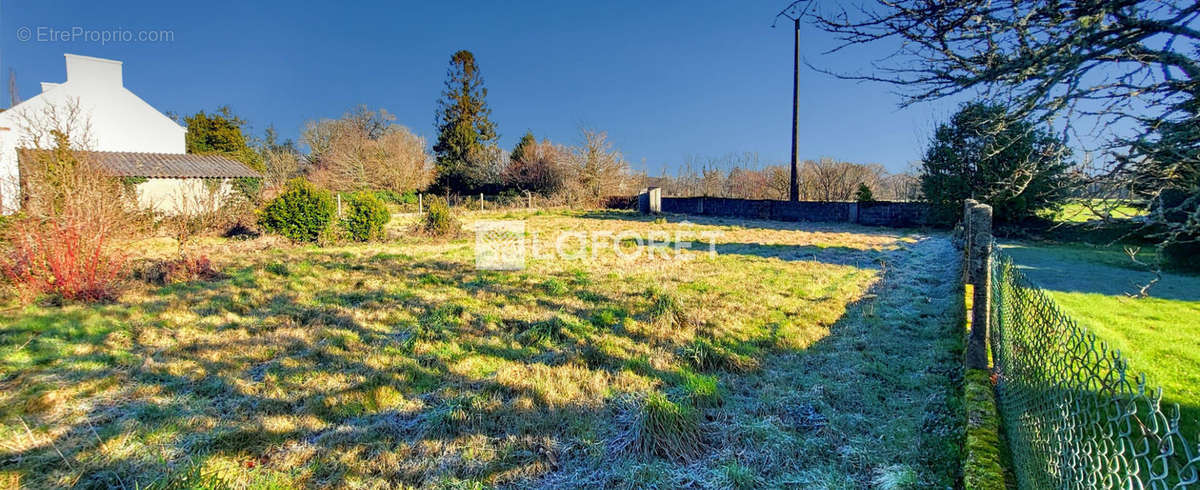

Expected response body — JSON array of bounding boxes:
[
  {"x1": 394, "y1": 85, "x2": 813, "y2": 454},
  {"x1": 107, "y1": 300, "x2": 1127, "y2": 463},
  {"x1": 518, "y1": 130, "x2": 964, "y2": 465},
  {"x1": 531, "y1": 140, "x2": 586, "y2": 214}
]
[
  {"x1": 340, "y1": 192, "x2": 390, "y2": 241},
  {"x1": 258, "y1": 178, "x2": 335, "y2": 242}
]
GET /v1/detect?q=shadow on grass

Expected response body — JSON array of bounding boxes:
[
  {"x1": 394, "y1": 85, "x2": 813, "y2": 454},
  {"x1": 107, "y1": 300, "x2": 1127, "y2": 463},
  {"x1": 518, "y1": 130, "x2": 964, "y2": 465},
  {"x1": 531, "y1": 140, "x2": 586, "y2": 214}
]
[{"x1": 1000, "y1": 242, "x2": 1200, "y2": 301}]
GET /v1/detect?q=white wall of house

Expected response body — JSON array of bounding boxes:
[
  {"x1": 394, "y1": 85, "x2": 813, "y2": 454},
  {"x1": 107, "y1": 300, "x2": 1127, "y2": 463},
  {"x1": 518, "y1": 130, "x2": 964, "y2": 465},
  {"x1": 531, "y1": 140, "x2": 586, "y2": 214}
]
[
  {"x1": 0, "y1": 54, "x2": 187, "y2": 213},
  {"x1": 135, "y1": 178, "x2": 234, "y2": 215}
]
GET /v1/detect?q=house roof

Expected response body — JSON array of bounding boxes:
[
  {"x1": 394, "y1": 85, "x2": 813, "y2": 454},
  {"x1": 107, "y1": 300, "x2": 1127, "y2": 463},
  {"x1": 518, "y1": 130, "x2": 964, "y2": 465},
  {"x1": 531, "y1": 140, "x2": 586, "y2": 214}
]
[{"x1": 18, "y1": 150, "x2": 262, "y2": 179}]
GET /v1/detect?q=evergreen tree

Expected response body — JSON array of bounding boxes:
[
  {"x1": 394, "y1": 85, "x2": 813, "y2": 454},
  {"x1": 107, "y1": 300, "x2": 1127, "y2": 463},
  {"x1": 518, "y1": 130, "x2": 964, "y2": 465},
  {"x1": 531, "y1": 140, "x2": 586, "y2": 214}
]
[
  {"x1": 920, "y1": 102, "x2": 1072, "y2": 224},
  {"x1": 184, "y1": 106, "x2": 264, "y2": 172},
  {"x1": 511, "y1": 130, "x2": 535, "y2": 163},
  {"x1": 854, "y1": 183, "x2": 875, "y2": 202},
  {"x1": 432, "y1": 50, "x2": 498, "y2": 193}
]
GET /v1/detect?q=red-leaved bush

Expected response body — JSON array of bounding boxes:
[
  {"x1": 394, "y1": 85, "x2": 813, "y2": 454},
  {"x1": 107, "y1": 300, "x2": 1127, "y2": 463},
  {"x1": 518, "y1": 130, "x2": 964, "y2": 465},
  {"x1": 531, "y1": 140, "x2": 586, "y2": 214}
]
[
  {"x1": 1, "y1": 218, "x2": 127, "y2": 303},
  {"x1": 1, "y1": 120, "x2": 139, "y2": 303}
]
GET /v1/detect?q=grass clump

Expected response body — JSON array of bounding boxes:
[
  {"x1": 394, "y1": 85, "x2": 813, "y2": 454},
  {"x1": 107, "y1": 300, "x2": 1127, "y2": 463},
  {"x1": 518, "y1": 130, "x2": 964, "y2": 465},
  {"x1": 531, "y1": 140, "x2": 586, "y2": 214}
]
[
  {"x1": 615, "y1": 392, "x2": 703, "y2": 461},
  {"x1": 679, "y1": 338, "x2": 759, "y2": 373},
  {"x1": 677, "y1": 368, "x2": 722, "y2": 408},
  {"x1": 540, "y1": 278, "x2": 568, "y2": 295},
  {"x1": 264, "y1": 261, "x2": 289, "y2": 276},
  {"x1": 644, "y1": 287, "x2": 686, "y2": 327},
  {"x1": 720, "y1": 462, "x2": 762, "y2": 489}
]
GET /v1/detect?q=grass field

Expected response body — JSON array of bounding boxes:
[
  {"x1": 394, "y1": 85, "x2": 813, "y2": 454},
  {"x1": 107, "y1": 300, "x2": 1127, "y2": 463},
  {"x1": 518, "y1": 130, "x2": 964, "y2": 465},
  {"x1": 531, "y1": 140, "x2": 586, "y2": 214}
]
[
  {"x1": 0, "y1": 210, "x2": 965, "y2": 488},
  {"x1": 999, "y1": 242, "x2": 1200, "y2": 437},
  {"x1": 1037, "y1": 199, "x2": 1145, "y2": 223}
]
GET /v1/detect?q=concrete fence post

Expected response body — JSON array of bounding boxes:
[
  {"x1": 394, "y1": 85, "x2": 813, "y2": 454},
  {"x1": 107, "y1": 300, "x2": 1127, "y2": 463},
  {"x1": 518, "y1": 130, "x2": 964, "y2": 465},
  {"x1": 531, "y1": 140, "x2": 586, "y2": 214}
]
[
  {"x1": 962, "y1": 199, "x2": 978, "y2": 281},
  {"x1": 418, "y1": 193, "x2": 423, "y2": 214},
  {"x1": 966, "y1": 203, "x2": 993, "y2": 370},
  {"x1": 648, "y1": 187, "x2": 661, "y2": 214}
]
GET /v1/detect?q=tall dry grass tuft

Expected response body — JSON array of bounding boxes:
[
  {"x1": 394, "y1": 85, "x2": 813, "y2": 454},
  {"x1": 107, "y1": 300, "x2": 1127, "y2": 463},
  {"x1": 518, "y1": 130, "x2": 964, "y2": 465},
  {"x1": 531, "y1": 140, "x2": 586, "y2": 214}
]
[
  {"x1": 0, "y1": 105, "x2": 142, "y2": 302},
  {"x1": 612, "y1": 392, "x2": 704, "y2": 461}
]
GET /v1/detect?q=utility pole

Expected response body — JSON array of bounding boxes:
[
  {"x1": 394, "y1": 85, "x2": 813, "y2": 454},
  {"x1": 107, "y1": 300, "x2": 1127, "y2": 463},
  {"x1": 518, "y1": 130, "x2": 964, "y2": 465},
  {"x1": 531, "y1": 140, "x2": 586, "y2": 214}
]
[
  {"x1": 8, "y1": 69, "x2": 19, "y2": 108},
  {"x1": 774, "y1": 1, "x2": 812, "y2": 202}
]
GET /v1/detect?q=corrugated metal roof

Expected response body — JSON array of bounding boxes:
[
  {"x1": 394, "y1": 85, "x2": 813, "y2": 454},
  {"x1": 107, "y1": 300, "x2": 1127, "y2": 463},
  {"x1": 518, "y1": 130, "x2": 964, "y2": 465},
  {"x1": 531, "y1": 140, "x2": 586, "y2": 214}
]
[{"x1": 17, "y1": 149, "x2": 262, "y2": 178}]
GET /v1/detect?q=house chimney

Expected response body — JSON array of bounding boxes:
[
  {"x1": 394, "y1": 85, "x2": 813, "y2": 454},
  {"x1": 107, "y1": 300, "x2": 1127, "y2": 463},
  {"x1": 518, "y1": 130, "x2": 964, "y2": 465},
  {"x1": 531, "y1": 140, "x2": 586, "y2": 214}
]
[{"x1": 64, "y1": 53, "x2": 123, "y2": 87}]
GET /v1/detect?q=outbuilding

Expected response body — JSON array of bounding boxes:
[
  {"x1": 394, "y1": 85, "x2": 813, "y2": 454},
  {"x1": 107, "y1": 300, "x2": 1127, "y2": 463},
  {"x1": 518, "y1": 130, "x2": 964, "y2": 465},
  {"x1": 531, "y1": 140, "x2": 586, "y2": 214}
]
[{"x1": 0, "y1": 53, "x2": 260, "y2": 214}]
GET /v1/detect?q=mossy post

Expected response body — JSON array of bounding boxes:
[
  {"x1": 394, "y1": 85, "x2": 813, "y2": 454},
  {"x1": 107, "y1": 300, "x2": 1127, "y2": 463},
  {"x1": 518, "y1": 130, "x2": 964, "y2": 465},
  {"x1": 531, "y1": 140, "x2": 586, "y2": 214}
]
[{"x1": 966, "y1": 203, "x2": 993, "y2": 370}]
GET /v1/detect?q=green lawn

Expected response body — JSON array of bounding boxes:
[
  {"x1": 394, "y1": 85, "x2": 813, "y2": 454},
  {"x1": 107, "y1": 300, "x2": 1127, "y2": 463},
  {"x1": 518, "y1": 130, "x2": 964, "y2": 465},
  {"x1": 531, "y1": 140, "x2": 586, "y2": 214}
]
[
  {"x1": 999, "y1": 242, "x2": 1200, "y2": 437},
  {"x1": 1038, "y1": 199, "x2": 1146, "y2": 223},
  {"x1": 0, "y1": 210, "x2": 965, "y2": 488}
]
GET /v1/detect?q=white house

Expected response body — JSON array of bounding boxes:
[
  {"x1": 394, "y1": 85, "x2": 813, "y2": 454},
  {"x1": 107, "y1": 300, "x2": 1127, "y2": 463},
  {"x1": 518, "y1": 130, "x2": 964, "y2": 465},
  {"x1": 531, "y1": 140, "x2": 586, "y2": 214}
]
[{"x1": 0, "y1": 53, "x2": 259, "y2": 214}]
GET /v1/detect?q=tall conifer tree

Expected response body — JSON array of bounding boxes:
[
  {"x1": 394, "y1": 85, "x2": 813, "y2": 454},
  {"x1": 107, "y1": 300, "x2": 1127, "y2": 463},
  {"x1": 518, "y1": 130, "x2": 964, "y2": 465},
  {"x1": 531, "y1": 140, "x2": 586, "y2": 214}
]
[{"x1": 432, "y1": 50, "x2": 497, "y2": 193}]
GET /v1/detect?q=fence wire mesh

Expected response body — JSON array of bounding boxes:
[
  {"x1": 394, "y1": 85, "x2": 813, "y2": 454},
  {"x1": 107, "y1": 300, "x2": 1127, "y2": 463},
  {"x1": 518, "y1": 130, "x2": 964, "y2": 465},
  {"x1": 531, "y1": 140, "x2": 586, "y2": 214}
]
[{"x1": 988, "y1": 250, "x2": 1199, "y2": 489}]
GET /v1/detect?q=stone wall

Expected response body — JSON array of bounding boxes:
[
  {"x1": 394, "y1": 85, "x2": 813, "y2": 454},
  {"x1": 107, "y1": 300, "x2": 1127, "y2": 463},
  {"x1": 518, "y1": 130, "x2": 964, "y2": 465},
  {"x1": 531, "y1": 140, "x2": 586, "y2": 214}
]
[{"x1": 656, "y1": 195, "x2": 930, "y2": 228}]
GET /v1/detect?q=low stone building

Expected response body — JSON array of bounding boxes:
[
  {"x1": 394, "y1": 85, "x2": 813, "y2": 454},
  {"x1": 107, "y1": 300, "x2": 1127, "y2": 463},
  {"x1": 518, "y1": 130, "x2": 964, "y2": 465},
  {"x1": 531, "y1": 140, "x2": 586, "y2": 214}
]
[
  {"x1": 17, "y1": 149, "x2": 261, "y2": 214},
  {"x1": 0, "y1": 53, "x2": 260, "y2": 214}
]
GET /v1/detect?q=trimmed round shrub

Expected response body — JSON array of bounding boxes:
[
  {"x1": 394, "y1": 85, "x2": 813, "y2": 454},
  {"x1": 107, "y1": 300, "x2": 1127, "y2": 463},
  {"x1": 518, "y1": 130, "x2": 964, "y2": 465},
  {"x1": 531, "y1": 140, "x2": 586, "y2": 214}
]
[
  {"x1": 340, "y1": 192, "x2": 390, "y2": 241},
  {"x1": 258, "y1": 178, "x2": 335, "y2": 242}
]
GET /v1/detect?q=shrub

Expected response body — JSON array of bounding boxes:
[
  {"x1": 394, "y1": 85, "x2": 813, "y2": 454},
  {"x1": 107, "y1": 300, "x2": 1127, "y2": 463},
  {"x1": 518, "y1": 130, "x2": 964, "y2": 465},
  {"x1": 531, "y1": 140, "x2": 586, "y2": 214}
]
[
  {"x1": 854, "y1": 183, "x2": 875, "y2": 202},
  {"x1": 137, "y1": 255, "x2": 222, "y2": 285},
  {"x1": 1162, "y1": 240, "x2": 1200, "y2": 271},
  {"x1": 373, "y1": 189, "x2": 418, "y2": 205},
  {"x1": 419, "y1": 197, "x2": 460, "y2": 237},
  {"x1": 1, "y1": 127, "x2": 137, "y2": 303},
  {"x1": 0, "y1": 218, "x2": 127, "y2": 303},
  {"x1": 1157, "y1": 188, "x2": 1200, "y2": 271},
  {"x1": 502, "y1": 138, "x2": 567, "y2": 196},
  {"x1": 340, "y1": 192, "x2": 391, "y2": 241},
  {"x1": 258, "y1": 178, "x2": 335, "y2": 242},
  {"x1": 304, "y1": 108, "x2": 434, "y2": 194}
]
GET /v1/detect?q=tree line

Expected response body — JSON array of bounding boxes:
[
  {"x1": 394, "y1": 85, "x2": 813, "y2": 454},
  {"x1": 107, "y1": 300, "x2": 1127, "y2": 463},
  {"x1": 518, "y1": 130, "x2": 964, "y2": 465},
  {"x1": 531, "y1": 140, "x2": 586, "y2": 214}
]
[
  {"x1": 185, "y1": 49, "x2": 924, "y2": 209},
  {"x1": 644, "y1": 154, "x2": 919, "y2": 202},
  {"x1": 180, "y1": 50, "x2": 637, "y2": 208}
]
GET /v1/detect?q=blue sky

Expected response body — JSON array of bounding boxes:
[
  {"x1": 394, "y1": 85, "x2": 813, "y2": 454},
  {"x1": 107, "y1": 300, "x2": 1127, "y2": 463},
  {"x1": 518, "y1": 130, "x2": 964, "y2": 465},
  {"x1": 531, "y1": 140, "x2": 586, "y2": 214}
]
[{"x1": 1, "y1": 0, "x2": 964, "y2": 174}]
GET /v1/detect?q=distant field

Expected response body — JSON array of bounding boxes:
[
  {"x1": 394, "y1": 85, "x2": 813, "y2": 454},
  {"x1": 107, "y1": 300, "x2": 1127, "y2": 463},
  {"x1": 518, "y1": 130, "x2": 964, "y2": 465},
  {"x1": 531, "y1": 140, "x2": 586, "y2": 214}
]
[
  {"x1": 0, "y1": 210, "x2": 965, "y2": 488},
  {"x1": 1038, "y1": 199, "x2": 1145, "y2": 223},
  {"x1": 1000, "y1": 242, "x2": 1200, "y2": 436}
]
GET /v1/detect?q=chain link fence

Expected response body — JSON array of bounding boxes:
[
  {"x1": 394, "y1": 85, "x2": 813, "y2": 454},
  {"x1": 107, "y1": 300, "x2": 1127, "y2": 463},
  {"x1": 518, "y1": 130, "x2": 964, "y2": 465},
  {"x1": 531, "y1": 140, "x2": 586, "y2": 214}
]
[{"x1": 988, "y1": 250, "x2": 1199, "y2": 489}]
